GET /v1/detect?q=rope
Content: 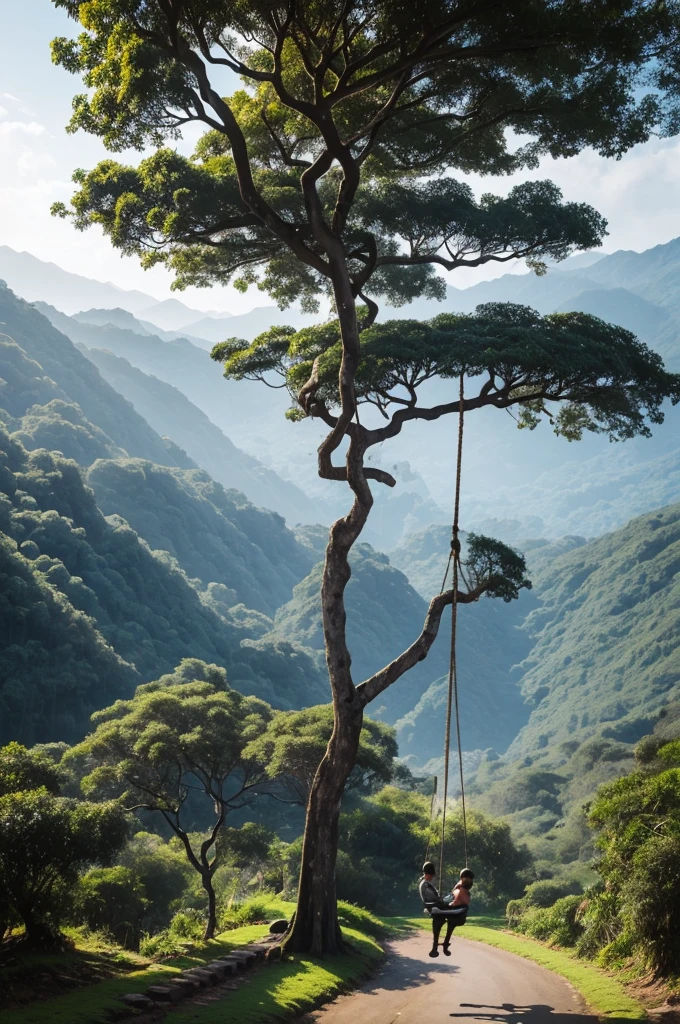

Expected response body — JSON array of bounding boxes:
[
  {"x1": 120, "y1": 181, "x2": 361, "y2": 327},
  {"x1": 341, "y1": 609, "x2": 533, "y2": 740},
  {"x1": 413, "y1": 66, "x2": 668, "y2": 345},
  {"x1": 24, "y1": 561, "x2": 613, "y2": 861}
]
[{"x1": 438, "y1": 372, "x2": 469, "y2": 888}]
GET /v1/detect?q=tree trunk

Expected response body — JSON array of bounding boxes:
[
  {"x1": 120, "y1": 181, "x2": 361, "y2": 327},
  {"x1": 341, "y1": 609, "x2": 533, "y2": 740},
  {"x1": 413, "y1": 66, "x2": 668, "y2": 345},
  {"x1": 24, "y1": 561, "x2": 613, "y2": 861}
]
[
  {"x1": 282, "y1": 705, "x2": 363, "y2": 956},
  {"x1": 202, "y1": 873, "x2": 218, "y2": 940}
]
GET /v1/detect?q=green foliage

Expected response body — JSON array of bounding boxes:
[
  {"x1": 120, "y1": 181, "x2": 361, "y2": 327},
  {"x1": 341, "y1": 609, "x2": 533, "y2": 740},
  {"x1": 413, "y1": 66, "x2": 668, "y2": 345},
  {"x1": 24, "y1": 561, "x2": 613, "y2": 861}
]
[
  {"x1": 71, "y1": 660, "x2": 271, "y2": 819},
  {"x1": 0, "y1": 742, "x2": 63, "y2": 797},
  {"x1": 513, "y1": 894, "x2": 585, "y2": 947},
  {"x1": 86, "y1": 458, "x2": 316, "y2": 618},
  {"x1": 75, "y1": 866, "x2": 147, "y2": 950},
  {"x1": 523, "y1": 878, "x2": 583, "y2": 909},
  {"x1": 0, "y1": 777, "x2": 129, "y2": 946},
  {"x1": 245, "y1": 704, "x2": 398, "y2": 804},
  {"x1": 0, "y1": 418, "x2": 327, "y2": 743},
  {"x1": 218, "y1": 305, "x2": 679, "y2": 440},
  {"x1": 505, "y1": 713, "x2": 680, "y2": 977},
  {"x1": 117, "y1": 832, "x2": 192, "y2": 936},
  {"x1": 67, "y1": 663, "x2": 299, "y2": 937},
  {"x1": 506, "y1": 504, "x2": 680, "y2": 761},
  {"x1": 332, "y1": 786, "x2": 530, "y2": 915}
]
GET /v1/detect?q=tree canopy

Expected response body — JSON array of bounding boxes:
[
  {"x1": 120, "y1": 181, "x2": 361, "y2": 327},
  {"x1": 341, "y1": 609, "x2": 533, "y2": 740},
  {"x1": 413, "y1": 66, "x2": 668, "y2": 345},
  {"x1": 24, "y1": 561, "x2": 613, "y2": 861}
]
[
  {"x1": 68, "y1": 658, "x2": 273, "y2": 937},
  {"x1": 245, "y1": 704, "x2": 399, "y2": 804}
]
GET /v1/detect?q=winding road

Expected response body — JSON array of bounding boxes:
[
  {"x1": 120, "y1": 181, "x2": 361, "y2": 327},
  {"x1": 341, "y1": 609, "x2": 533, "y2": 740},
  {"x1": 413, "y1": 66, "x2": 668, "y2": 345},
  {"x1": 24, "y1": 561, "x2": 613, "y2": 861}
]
[{"x1": 304, "y1": 934, "x2": 596, "y2": 1024}]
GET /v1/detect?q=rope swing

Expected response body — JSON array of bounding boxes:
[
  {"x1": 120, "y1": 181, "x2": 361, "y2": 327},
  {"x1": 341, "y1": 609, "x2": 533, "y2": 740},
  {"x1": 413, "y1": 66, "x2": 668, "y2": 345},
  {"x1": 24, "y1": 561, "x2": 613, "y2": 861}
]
[{"x1": 437, "y1": 371, "x2": 469, "y2": 886}]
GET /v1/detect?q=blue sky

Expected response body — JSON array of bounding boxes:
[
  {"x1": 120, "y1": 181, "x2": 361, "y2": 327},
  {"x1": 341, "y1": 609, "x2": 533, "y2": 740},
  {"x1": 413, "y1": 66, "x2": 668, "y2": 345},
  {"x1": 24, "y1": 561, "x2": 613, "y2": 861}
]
[{"x1": 3, "y1": 0, "x2": 680, "y2": 313}]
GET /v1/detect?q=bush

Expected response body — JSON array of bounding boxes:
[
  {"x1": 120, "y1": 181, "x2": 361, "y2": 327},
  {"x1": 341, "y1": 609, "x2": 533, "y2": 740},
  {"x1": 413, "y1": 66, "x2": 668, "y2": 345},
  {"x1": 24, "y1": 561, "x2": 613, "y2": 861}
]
[
  {"x1": 515, "y1": 895, "x2": 585, "y2": 947},
  {"x1": 574, "y1": 887, "x2": 621, "y2": 958},
  {"x1": 76, "y1": 866, "x2": 147, "y2": 950},
  {"x1": 621, "y1": 836, "x2": 680, "y2": 975},
  {"x1": 220, "y1": 893, "x2": 291, "y2": 930},
  {"x1": 523, "y1": 878, "x2": 582, "y2": 908}
]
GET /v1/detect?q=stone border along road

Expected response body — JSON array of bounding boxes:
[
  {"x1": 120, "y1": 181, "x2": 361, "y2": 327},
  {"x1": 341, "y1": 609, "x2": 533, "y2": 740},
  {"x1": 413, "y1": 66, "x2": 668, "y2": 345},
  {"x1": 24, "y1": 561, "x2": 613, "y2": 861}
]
[{"x1": 119, "y1": 940, "x2": 274, "y2": 1018}]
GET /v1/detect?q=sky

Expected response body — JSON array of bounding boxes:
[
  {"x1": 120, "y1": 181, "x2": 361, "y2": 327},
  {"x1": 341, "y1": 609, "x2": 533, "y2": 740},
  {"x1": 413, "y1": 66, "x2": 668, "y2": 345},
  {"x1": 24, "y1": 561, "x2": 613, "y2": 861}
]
[{"x1": 3, "y1": 1, "x2": 680, "y2": 314}]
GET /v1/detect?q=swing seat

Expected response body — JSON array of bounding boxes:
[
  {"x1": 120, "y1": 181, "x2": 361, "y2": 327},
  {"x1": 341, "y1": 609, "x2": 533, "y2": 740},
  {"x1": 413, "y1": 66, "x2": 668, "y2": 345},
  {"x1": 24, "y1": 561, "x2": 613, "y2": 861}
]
[{"x1": 423, "y1": 904, "x2": 468, "y2": 923}]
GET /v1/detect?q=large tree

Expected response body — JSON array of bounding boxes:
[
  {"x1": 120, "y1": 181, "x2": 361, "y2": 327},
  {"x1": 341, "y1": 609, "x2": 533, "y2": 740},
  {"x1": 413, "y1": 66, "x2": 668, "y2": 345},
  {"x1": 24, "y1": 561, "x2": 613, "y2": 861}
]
[
  {"x1": 52, "y1": 0, "x2": 680, "y2": 955},
  {"x1": 67, "y1": 659, "x2": 272, "y2": 939}
]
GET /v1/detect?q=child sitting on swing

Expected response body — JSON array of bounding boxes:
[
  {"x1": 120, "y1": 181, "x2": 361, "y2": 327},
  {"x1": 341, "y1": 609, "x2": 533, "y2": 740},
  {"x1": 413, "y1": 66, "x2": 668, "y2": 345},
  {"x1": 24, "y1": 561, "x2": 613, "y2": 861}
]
[{"x1": 419, "y1": 862, "x2": 474, "y2": 957}]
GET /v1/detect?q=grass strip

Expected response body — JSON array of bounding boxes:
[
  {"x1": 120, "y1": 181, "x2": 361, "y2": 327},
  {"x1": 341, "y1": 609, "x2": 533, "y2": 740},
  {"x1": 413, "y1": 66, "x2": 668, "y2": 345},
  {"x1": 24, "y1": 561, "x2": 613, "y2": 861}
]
[
  {"x1": 399, "y1": 916, "x2": 646, "y2": 1021},
  {"x1": 169, "y1": 927, "x2": 383, "y2": 1024},
  {"x1": 2, "y1": 924, "x2": 272, "y2": 1024}
]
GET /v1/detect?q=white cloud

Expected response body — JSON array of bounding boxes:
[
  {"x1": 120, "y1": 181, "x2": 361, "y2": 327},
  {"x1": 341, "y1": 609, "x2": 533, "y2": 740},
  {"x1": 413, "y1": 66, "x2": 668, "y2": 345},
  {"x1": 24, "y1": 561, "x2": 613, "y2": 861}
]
[
  {"x1": 17, "y1": 150, "x2": 57, "y2": 179},
  {"x1": 0, "y1": 92, "x2": 19, "y2": 103},
  {"x1": 0, "y1": 120, "x2": 46, "y2": 137}
]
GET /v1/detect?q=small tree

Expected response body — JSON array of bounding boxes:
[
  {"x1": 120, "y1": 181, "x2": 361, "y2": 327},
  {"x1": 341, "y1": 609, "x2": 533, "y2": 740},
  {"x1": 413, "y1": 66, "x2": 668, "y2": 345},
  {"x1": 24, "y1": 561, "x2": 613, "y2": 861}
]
[
  {"x1": 68, "y1": 660, "x2": 272, "y2": 939},
  {"x1": 52, "y1": 0, "x2": 680, "y2": 954},
  {"x1": 246, "y1": 705, "x2": 398, "y2": 805},
  {"x1": 0, "y1": 743, "x2": 129, "y2": 947}
]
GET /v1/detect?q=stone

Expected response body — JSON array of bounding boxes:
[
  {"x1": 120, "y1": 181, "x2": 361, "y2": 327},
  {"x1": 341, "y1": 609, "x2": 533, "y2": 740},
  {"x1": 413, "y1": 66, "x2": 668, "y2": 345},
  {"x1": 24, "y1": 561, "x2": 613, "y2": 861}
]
[
  {"x1": 121, "y1": 993, "x2": 154, "y2": 1009},
  {"x1": 210, "y1": 958, "x2": 239, "y2": 975},
  {"x1": 245, "y1": 944, "x2": 270, "y2": 957},
  {"x1": 204, "y1": 962, "x2": 228, "y2": 979},
  {"x1": 169, "y1": 976, "x2": 198, "y2": 996},
  {"x1": 225, "y1": 950, "x2": 256, "y2": 967},
  {"x1": 269, "y1": 919, "x2": 288, "y2": 934},
  {"x1": 184, "y1": 967, "x2": 218, "y2": 986},
  {"x1": 146, "y1": 984, "x2": 184, "y2": 1003}
]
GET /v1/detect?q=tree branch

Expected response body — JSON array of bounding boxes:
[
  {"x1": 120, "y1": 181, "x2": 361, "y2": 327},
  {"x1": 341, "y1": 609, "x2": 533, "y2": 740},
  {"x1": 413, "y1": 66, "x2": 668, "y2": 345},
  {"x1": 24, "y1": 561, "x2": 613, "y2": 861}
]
[{"x1": 356, "y1": 582, "x2": 489, "y2": 708}]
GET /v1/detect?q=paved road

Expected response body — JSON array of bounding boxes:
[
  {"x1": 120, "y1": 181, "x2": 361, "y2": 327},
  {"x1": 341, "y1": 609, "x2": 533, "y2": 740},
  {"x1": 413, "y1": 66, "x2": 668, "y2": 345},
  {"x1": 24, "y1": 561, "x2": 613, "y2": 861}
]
[{"x1": 305, "y1": 934, "x2": 597, "y2": 1024}]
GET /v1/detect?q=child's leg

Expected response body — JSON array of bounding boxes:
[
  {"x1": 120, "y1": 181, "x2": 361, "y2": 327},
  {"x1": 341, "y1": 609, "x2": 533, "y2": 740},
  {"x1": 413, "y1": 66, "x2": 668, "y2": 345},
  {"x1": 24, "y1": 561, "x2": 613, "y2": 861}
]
[
  {"x1": 442, "y1": 918, "x2": 456, "y2": 951},
  {"x1": 430, "y1": 914, "x2": 444, "y2": 956}
]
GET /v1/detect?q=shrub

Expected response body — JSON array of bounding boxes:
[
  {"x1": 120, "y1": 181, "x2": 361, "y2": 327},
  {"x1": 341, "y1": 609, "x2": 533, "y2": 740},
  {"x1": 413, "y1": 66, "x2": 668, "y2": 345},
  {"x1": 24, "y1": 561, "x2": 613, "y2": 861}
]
[
  {"x1": 76, "y1": 866, "x2": 147, "y2": 950},
  {"x1": 516, "y1": 895, "x2": 584, "y2": 947},
  {"x1": 523, "y1": 878, "x2": 582, "y2": 908},
  {"x1": 220, "y1": 893, "x2": 291, "y2": 930},
  {"x1": 621, "y1": 836, "x2": 680, "y2": 976}
]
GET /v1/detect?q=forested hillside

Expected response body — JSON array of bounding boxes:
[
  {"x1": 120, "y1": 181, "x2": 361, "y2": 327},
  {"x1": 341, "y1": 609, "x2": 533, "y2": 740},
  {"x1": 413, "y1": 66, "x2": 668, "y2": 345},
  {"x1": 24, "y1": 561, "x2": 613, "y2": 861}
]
[
  {"x1": 82, "y1": 346, "x2": 323, "y2": 524},
  {"x1": 87, "y1": 459, "x2": 315, "y2": 616},
  {"x1": 392, "y1": 506, "x2": 679, "y2": 772},
  {"x1": 508, "y1": 503, "x2": 680, "y2": 759},
  {"x1": 0, "y1": 431, "x2": 329, "y2": 744},
  {"x1": 0, "y1": 284, "x2": 184, "y2": 467}
]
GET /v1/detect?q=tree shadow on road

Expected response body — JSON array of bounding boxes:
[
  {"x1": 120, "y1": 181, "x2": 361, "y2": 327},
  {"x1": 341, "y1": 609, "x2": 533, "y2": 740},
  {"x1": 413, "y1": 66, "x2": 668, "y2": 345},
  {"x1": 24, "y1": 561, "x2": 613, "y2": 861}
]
[
  {"x1": 451, "y1": 1002, "x2": 640, "y2": 1024},
  {"x1": 357, "y1": 953, "x2": 460, "y2": 994}
]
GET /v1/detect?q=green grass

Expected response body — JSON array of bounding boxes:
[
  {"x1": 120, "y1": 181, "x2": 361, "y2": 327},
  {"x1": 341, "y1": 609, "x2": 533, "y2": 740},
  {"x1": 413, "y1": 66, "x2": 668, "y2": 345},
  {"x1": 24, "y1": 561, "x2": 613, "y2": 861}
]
[
  {"x1": 169, "y1": 927, "x2": 383, "y2": 1024},
  {"x1": 2, "y1": 923, "x2": 275, "y2": 1024},
  {"x1": 400, "y1": 915, "x2": 646, "y2": 1021}
]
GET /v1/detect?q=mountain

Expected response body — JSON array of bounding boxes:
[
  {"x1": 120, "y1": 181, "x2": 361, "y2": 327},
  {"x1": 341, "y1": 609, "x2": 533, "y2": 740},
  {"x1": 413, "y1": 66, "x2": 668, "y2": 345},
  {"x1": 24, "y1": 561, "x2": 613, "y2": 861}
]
[
  {"x1": 0, "y1": 283, "x2": 187, "y2": 468},
  {"x1": 0, "y1": 246, "x2": 231, "y2": 326},
  {"x1": 431, "y1": 238, "x2": 680, "y2": 369},
  {"x1": 139, "y1": 298, "x2": 229, "y2": 332},
  {"x1": 74, "y1": 307, "x2": 156, "y2": 335},
  {"x1": 31, "y1": 302, "x2": 329, "y2": 524},
  {"x1": 0, "y1": 431, "x2": 327, "y2": 745},
  {"x1": 180, "y1": 304, "x2": 320, "y2": 346},
  {"x1": 0, "y1": 247, "x2": 159, "y2": 315},
  {"x1": 505, "y1": 503, "x2": 680, "y2": 761},
  {"x1": 269, "y1": 543, "x2": 531, "y2": 760},
  {"x1": 87, "y1": 459, "x2": 316, "y2": 617},
  {"x1": 81, "y1": 346, "x2": 325, "y2": 524}
]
